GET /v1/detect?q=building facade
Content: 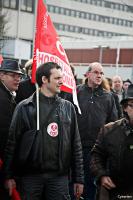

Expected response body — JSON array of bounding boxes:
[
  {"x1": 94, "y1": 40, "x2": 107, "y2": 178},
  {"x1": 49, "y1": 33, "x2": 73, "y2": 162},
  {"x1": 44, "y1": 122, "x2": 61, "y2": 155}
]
[
  {"x1": 0, "y1": 0, "x2": 133, "y2": 79},
  {"x1": 47, "y1": 0, "x2": 133, "y2": 39}
]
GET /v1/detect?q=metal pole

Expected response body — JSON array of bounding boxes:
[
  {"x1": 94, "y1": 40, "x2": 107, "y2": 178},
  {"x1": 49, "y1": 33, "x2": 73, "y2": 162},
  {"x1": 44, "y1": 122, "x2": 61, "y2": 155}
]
[
  {"x1": 116, "y1": 42, "x2": 120, "y2": 75},
  {"x1": 16, "y1": 0, "x2": 21, "y2": 39},
  {"x1": 99, "y1": 46, "x2": 103, "y2": 64}
]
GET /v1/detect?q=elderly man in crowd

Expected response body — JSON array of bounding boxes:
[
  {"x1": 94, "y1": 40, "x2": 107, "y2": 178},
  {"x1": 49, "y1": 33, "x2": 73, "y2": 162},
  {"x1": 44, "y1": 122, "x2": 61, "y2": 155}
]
[
  {"x1": 74, "y1": 62, "x2": 118, "y2": 200},
  {"x1": 0, "y1": 59, "x2": 22, "y2": 199}
]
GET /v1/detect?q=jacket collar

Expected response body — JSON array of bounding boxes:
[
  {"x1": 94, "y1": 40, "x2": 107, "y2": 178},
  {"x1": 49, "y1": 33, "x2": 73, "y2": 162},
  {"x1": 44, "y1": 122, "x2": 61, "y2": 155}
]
[
  {"x1": 24, "y1": 91, "x2": 60, "y2": 105},
  {"x1": 0, "y1": 81, "x2": 14, "y2": 97},
  {"x1": 84, "y1": 83, "x2": 104, "y2": 96}
]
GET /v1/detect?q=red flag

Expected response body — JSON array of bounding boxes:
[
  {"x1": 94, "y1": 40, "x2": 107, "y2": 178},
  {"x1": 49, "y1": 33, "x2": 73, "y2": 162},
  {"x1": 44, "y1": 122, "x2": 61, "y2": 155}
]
[
  {"x1": 0, "y1": 55, "x2": 3, "y2": 65},
  {"x1": 32, "y1": 0, "x2": 80, "y2": 112},
  {"x1": 12, "y1": 188, "x2": 21, "y2": 200}
]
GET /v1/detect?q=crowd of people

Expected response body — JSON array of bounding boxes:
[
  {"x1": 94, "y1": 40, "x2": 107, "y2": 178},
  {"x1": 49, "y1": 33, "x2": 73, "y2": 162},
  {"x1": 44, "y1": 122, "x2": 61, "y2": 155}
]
[{"x1": 0, "y1": 58, "x2": 133, "y2": 200}]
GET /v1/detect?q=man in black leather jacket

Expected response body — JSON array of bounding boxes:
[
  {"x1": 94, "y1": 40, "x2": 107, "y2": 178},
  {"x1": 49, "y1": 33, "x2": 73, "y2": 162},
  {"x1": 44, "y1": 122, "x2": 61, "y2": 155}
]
[
  {"x1": 4, "y1": 62, "x2": 84, "y2": 200},
  {"x1": 90, "y1": 84, "x2": 133, "y2": 199}
]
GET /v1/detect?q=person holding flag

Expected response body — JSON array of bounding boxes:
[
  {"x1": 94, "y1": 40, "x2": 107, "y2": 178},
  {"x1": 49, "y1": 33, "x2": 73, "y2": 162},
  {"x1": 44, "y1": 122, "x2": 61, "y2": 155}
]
[{"x1": 4, "y1": 62, "x2": 84, "y2": 200}]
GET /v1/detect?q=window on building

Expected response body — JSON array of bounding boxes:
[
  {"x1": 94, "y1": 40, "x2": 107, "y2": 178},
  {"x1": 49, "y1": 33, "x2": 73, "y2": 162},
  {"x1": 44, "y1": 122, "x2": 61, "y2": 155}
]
[
  {"x1": 93, "y1": 29, "x2": 98, "y2": 36},
  {"x1": 54, "y1": 6, "x2": 59, "y2": 13},
  {"x1": 110, "y1": 3, "x2": 114, "y2": 9},
  {"x1": 84, "y1": 28, "x2": 89, "y2": 34},
  {"x1": 95, "y1": 15, "x2": 99, "y2": 21},
  {"x1": 76, "y1": 11, "x2": 80, "y2": 17},
  {"x1": 108, "y1": 33, "x2": 111, "y2": 37},
  {"x1": 75, "y1": 26, "x2": 79, "y2": 33},
  {"x1": 97, "y1": 0, "x2": 103, "y2": 6},
  {"x1": 105, "y1": 1, "x2": 111, "y2": 8},
  {"x1": 89, "y1": 29, "x2": 93, "y2": 35},
  {"x1": 114, "y1": 18, "x2": 118, "y2": 24},
  {"x1": 103, "y1": 32, "x2": 108, "y2": 37},
  {"x1": 21, "y1": 0, "x2": 34, "y2": 12},
  {"x1": 128, "y1": 6, "x2": 133, "y2": 12},
  {"x1": 71, "y1": 10, "x2": 76, "y2": 17},
  {"x1": 82, "y1": 0, "x2": 87, "y2": 3},
  {"x1": 123, "y1": 20, "x2": 126, "y2": 26},
  {"x1": 59, "y1": 24, "x2": 64, "y2": 30},
  {"x1": 69, "y1": 25, "x2": 74, "y2": 32},
  {"x1": 48, "y1": 5, "x2": 54, "y2": 13},
  {"x1": 104, "y1": 17, "x2": 109, "y2": 23},
  {"x1": 118, "y1": 19, "x2": 122, "y2": 26},
  {"x1": 123, "y1": 5, "x2": 128, "y2": 11},
  {"x1": 115, "y1": 4, "x2": 120, "y2": 10},
  {"x1": 3, "y1": 0, "x2": 17, "y2": 9},
  {"x1": 92, "y1": 14, "x2": 96, "y2": 20},
  {"x1": 80, "y1": 12, "x2": 85, "y2": 18},
  {"x1": 64, "y1": 25, "x2": 69, "y2": 31},
  {"x1": 119, "y1": 4, "x2": 124, "y2": 11},
  {"x1": 60, "y1": 7, "x2": 65, "y2": 15},
  {"x1": 65, "y1": 9, "x2": 70, "y2": 16}
]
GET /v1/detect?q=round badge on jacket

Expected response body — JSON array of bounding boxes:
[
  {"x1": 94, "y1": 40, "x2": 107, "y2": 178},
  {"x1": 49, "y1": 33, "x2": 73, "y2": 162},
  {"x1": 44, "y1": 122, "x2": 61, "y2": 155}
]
[{"x1": 47, "y1": 122, "x2": 58, "y2": 137}]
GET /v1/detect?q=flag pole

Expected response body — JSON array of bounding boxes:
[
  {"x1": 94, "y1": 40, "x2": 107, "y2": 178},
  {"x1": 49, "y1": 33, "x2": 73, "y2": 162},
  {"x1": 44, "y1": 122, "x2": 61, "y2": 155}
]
[
  {"x1": 33, "y1": 0, "x2": 40, "y2": 131},
  {"x1": 36, "y1": 84, "x2": 40, "y2": 130},
  {"x1": 36, "y1": 49, "x2": 40, "y2": 130}
]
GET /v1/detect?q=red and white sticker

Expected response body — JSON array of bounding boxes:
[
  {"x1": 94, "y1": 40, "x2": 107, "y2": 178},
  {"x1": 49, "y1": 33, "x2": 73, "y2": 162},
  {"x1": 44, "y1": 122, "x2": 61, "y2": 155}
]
[{"x1": 47, "y1": 122, "x2": 58, "y2": 137}]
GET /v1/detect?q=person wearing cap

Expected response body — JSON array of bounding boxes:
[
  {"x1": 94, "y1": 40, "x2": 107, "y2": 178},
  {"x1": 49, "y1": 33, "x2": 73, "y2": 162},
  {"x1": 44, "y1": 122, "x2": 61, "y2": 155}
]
[
  {"x1": 0, "y1": 59, "x2": 22, "y2": 199},
  {"x1": 15, "y1": 59, "x2": 36, "y2": 103},
  {"x1": 75, "y1": 62, "x2": 118, "y2": 200},
  {"x1": 123, "y1": 79, "x2": 132, "y2": 96},
  {"x1": 90, "y1": 84, "x2": 133, "y2": 199}
]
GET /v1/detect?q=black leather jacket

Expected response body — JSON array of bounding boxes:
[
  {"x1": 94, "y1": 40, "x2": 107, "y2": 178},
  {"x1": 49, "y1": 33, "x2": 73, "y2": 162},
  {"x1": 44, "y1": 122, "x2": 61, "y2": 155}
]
[{"x1": 4, "y1": 93, "x2": 84, "y2": 184}]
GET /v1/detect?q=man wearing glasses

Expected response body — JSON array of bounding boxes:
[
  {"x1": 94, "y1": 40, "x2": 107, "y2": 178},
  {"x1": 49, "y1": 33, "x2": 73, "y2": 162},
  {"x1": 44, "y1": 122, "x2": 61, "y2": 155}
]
[
  {"x1": 90, "y1": 84, "x2": 133, "y2": 199},
  {"x1": 75, "y1": 62, "x2": 118, "y2": 200},
  {"x1": 0, "y1": 59, "x2": 22, "y2": 199}
]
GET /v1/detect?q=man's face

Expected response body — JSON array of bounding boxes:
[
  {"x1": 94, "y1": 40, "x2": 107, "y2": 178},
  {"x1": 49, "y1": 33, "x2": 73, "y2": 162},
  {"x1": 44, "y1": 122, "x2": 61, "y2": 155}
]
[
  {"x1": 1, "y1": 72, "x2": 22, "y2": 91},
  {"x1": 123, "y1": 82, "x2": 131, "y2": 91},
  {"x1": 124, "y1": 100, "x2": 133, "y2": 120},
  {"x1": 87, "y1": 64, "x2": 104, "y2": 87},
  {"x1": 112, "y1": 76, "x2": 123, "y2": 92},
  {"x1": 45, "y1": 68, "x2": 63, "y2": 95}
]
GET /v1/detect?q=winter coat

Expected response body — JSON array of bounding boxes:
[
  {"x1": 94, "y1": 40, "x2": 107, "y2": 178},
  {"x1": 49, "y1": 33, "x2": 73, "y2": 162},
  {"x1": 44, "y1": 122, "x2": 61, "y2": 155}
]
[
  {"x1": 4, "y1": 93, "x2": 84, "y2": 184},
  {"x1": 15, "y1": 78, "x2": 36, "y2": 103},
  {"x1": 0, "y1": 81, "x2": 16, "y2": 159},
  {"x1": 76, "y1": 84, "x2": 118, "y2": 149},
  {"x1": 90, "y1": 118, "x2": 133, "y2": 198}
]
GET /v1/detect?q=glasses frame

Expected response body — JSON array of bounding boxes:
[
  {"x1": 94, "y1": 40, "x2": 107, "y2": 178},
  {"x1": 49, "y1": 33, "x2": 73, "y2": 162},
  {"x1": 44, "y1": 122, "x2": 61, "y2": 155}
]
[
  {"x1": 127, "y1": 104, "x2": 133, "y2": 109},
  {"x1": 90, "y1": 70, "x2": 104, "y2": 76},
  {"x1": 4, "y1": 72, "x2": 22, "y2": 79}
]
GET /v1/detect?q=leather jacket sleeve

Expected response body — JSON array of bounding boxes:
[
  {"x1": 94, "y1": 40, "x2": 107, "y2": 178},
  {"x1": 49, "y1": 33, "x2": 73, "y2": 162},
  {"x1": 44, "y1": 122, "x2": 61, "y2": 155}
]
[
  {"x1": 70, "y1": 104, "x2": 84, "y2": 184},
  {"x1": 3, "y1": 103, "x2": 26, "y2": 179}
]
